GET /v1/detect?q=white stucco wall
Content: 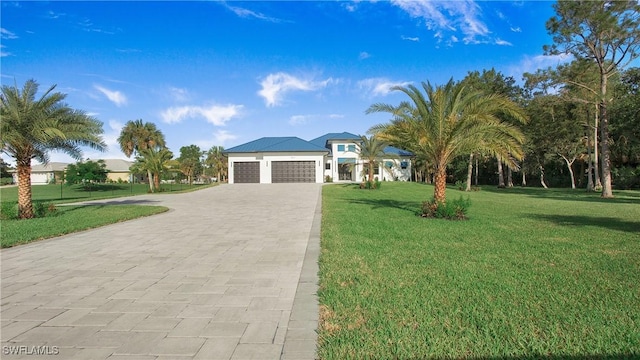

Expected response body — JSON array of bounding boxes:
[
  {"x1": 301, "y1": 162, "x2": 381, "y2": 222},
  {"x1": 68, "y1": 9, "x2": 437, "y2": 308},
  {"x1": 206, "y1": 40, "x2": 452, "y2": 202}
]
[{"x1": 227, "y1": 152, "x2": 326, "y2": 184}]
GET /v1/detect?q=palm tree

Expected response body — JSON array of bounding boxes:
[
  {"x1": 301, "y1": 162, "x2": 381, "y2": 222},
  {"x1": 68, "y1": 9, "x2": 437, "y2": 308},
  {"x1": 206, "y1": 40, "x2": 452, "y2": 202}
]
[
  {"x1": 1, "y1": 80, "x2": 106, "y2": 219},
  {"x1": 135, "y1": 146, "x2": 173, "y2": 191},
  {"x1": 205, "y1": 145, "x2": 227, "y2": 182},
  {"x1": 358, "y1": 135, "x2": 395, "y2": 187},
  {"x1": 117, "y1": 119, "x2": 166, "y2": 192},
  {"x1": 367, "y1": 79, "x2": 527, "y2": 204}
]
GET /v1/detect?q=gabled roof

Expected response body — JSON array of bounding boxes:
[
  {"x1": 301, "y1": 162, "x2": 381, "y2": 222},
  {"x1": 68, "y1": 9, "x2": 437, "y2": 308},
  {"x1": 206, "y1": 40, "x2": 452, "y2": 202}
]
[
  {"x1": 308, "y1": 132, "x2": 361, "y2": 148},
  {"x1": 92, "y1": 159, "x2": 134, "y2": 172},
  {"x1": 29, "y1": 162, "x2": 69, "y2": 172},
  {"x1": 224, "y1": 137, "x2": 329, "y2": 153}
]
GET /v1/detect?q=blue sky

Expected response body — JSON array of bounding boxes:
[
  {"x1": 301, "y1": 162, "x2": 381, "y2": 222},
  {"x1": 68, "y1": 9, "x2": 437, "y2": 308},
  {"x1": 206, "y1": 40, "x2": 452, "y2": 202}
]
[{"x1": 1, "y1": 1, "x2": 571, "y2": 165}]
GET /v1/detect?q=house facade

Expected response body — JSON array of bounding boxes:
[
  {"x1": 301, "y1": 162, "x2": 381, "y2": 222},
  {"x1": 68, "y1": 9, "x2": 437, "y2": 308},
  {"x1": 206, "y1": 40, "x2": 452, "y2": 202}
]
[
  {"x1": 9, "y1": 159, "x2": 135, "y2": 184},
  {"x1": 225, "y1": 132, "x2": 412, "y2": 184}
]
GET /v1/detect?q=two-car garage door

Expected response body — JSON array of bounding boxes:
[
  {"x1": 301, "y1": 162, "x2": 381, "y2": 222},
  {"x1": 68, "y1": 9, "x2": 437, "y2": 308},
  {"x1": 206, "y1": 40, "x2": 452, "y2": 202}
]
[
  {"x1": 233, "y1": 161, "x2": 316, "y2": 183},
  {"x1": 271, "y1": 161, "x2": 315, "y2": 183}
]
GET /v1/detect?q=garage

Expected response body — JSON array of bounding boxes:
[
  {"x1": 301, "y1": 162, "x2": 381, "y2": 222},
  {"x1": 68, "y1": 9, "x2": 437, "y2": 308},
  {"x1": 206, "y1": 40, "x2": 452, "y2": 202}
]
[
  {"x1": 233, "y1": 162, "x2": 260, "y2": 183},
  {"x1": 271, "y1": 161, "x2": 316, "y2": 183}
]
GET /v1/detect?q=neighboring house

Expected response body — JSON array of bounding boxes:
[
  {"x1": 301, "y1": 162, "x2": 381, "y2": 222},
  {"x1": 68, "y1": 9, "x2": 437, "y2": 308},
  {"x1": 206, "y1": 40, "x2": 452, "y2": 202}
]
[
  {"x1": 225, "y1": 132, "x2": 413, "y2": 184},
  {"x1": 10, "y1": 159, "x2": 136, "y2": 184},
  {"x1": 96, "y1": 159, "x2": 135, "y2": 182},
  {"x1": 10, "y1": 162, "x2": 68, "y2": 185}
]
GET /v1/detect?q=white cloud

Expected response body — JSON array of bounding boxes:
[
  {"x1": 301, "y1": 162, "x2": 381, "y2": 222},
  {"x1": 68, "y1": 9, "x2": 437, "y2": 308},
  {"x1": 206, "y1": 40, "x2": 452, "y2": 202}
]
[
  {"x1": 168, "y1": 86, "x2": 190, "y2": 102},
  {"x1": 401, "y1": 35, "x2": 420, "y2": 42},
  {"x1": 258, "y1": 72, "x2": 333, "y2": 107},
  {"x1": 0, "y1": 45, "x2": 11, "y2": 57},
  {"x1": 391, "y1": 0, "x2": 490, "y2": 45},
  {"x1": 508, "y1": 53, "x2": 573, "y2": 81},
  {"x1": 357, "y1": 78, "x2": 412, "y2": 97},
  {"x1": 160, "y1": 104, "x2": 243, "y2": 126},
  {"x1": 1, "y1": 28, "x2": 18, "y2": 40},
  {"x1": 213, "y1": 130, "x2": 237, "y2": 145},
  {"x1": 510, "y1": 27, "x2": 522, "y2": 33},
  {"x1": 359, "y1": 51, "x2": 371, "y2": 60},
  {"x1": 94, "y1": 85, "x2": 127, "y2": 107},
  {"x1": 224, "y1": 4, "x2": 283, "y2": 23},
  {"x1": 495, "y1": 38, "x2": 512, "y2": 46}
]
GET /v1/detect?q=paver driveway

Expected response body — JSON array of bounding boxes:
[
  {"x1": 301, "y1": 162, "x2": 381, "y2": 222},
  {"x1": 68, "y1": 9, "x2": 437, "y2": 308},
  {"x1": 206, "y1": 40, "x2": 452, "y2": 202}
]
[{"x1": 1, "y1": 184, "x2": 321, "y2": 360}]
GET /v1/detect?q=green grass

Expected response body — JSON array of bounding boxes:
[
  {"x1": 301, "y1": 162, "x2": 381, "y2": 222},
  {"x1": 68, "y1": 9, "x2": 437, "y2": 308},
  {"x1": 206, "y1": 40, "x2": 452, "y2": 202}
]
[
  {"x1": 0, "y1": 182, "x2": 216, "y2": 205},
  {"x1": 318, "y1": 182, "x2": 640, "y2": 359},
  {"x1": 1, "y1": 204, "x2": 169, "y2": 248}
]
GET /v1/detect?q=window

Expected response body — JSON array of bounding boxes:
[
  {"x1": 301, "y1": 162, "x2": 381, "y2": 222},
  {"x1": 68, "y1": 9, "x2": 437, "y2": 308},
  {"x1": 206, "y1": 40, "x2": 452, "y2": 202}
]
[
  {"x1": 347, "y1": 144, "x2": 356, "y2": 152},
  {"x1": 337, "y1": 144, "x2": 345, "y2": 151},
  {"x1": 401, "y1": 161, "x2": 408, "y2": 169},
  {"x1": 385, "y1": 161, "x2": 394, "y2": 168},
  {"x1": 325, "y1": 162, "x2": 331, "y2": 170}
]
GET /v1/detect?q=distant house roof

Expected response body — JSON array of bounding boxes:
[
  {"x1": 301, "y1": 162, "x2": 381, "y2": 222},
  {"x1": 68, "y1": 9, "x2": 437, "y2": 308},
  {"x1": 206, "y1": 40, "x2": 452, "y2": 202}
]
[
  {"x1": 383, "y1": 146, "x2": 413, "y2": 157},
  {"x1": 225, "y1": 137, "x2": 330, "y2": 153},
  {"x1": 308, "y1": 132, "x2": 361, "y2": 149},
  {"x1": 28, "y1": 162, "x2": 69, "y2": 173}
]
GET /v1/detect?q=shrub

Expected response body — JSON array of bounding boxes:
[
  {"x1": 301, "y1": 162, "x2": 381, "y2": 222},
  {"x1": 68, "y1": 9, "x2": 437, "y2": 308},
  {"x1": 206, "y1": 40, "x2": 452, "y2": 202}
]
[
  {"x1": 612, "y1": 166, "x2": 639, "y2": 190},
  {"x1": 1, "y1": 177, "x2": 14, "y2": 186},
  {"x1": 1, "y1": 202, "x2": 18, "y2": 220},
  {"x1": 421, "y1": 196, "x2": 470, "y2": 220},
  {"x1": 359, "y1": 180, "x2": 381, "y2": 190},
  {"x1": 325, "y1": 175, "x2": 333, "y2": 183}
]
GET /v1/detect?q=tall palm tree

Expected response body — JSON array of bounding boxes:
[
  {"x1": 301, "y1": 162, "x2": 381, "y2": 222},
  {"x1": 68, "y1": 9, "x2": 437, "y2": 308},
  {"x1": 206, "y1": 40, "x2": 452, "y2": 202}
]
[
  {"x1": 205, "y1": 146, "x2": 227, "y2": 182},
  {"x1": 358, "y1": 135, "x2": 395, "y2": 187},
  {"x1": 1, "y1": 80, "x2": 106, "y2": 219},
  {"x1": 117, "y1": 119, "x2": 166, "y2": 192},
  {"x1": 367, "y1": 79, "x2": 527, "y2": 204}
]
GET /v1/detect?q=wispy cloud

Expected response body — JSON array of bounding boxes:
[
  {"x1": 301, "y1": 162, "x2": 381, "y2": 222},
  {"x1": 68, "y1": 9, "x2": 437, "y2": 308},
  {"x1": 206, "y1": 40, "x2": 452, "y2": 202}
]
[
  {"x1": 391, "y1": 0, "x2": 490, "y2": 45},
  {"x1": 224, "y1": 3, "x2": 283, "y2": 23},
  {"x1": 357, "y1": 78, "x2": 412, "y2": 97},
  {"x1": 510, "y1": 27, "x2": 521, "y2": 33},
  {"x1": 168, "y1": 86, "x2": 190, "y2": 103},
  {"x1": 258, "y1": 72, "x2": 334, "y2": 107},
  {"x1": 359, "y1": 51, "x2": 371, "y2": 60},
  {"x1": 160, "y1": 104, "x2": 243, "y2": 126},
  {"x1": 401, "y1": 35, "x2": 420, "y2": 42},
  {"x1": 94, "y1": 85, "x2": 127, "y2": 107},
  {"x1": 116, "y1": 48, "x2": 141, "y2": 53},
  {"x1": 0, "y1": 45, "x2": 11, "y2": 57},
  {"x1": 495, "y1": 38, "x2": 512, "y2": 46},
  {"x1": 213, "y1": 130, "x2": 237, "y2": 145},
  {"x1": 508, "y1": 53, "x2": 573, "y2": 81},
  {"x1": 1, "y1": 28, "x2": 18, "y2": 40}
]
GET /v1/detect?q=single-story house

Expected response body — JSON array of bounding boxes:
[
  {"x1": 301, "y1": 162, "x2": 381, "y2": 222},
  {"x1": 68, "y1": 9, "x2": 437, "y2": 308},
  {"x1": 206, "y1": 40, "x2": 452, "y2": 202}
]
[
  {"x1": 224, "y1": 132, "x2": 413, "y2": 184},
  {"x1": 9, "y1": 159, "x2": 136, "y2": 184},
  {"x1": 10, "y1": 162, "x2": 68, "y2": 185}
]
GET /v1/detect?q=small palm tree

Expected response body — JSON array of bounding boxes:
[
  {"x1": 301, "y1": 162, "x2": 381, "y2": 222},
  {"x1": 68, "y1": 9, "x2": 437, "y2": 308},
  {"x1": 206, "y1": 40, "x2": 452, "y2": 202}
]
[
  {"x1": 367, "y1": 79, "x2": 527, "y2": 204},
  {"x1": 117, "y1": 119, "x2": 166, "y2": 192},
  {"x1": 135, "y1": 146, "x2": 173, "y2": 190},
  {"x1": 205, "y1": 145, "x2": 227, "y2": 182},
  {"x1": 358, "y1": 135, "x2": 395, "y2": 187},
  {"x1": 1, "y1": 80, "x2": 106, "y2": 219}
]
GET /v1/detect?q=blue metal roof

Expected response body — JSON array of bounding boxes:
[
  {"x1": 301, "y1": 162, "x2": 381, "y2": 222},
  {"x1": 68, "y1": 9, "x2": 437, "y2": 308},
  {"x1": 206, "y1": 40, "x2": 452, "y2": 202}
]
[
  {"x1": 308, "y1": 132, "x2": 361, "y2": 149},
  {"x1": 224, "y1": 137, "x2": 329, "y2": 153},
  {"x1": 383, "y1": 146, "x2": 413, "y2": 157}
]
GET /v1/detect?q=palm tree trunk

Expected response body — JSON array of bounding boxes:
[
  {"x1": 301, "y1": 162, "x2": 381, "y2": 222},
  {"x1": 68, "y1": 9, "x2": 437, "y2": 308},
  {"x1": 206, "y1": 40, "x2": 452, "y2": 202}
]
[
  {"x1": 507, "y1": 166, "x2": 513, "y2": 188},
  {"x1": 17, "y1": 159, "x2": 34, "y2": 219},
  {"x1": 147, "y1": 169, "x2": 155, "y2": 192},
  {"x1": 465, "y1": 153, "x2": 473, "y2": 191},
  {"x1": 522, "y1": 170, "x2": 527, "y2": 187},
  {"x1": 368, "y1": 161, "x2": 375, "y2": 187},
  {"x1": 154, "y1": 172, "x2": 161, "y2": 190},
  {"x1": 433, "y1": 165, "x2": 447, "y2": 204},
  {"x1": 475, "y1": 156, "x2": 479, "y2": 186},
  {"x1": 497, "y1": 158, "x2": 505, "y2": 188}
]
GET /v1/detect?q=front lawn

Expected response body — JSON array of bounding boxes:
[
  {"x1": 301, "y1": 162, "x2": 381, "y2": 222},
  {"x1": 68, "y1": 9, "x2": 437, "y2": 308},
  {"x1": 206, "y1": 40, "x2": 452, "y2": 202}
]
[
  {"x1": 318, "y1": 183, "x2": 640, "y2": 359},
  {"x1": 1, "y1": 205, "x2": 168, "y2": 248}
]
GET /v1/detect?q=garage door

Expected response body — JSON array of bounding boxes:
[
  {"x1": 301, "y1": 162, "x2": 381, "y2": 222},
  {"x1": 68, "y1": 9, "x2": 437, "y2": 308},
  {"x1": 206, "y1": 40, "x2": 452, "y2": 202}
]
[
  {"x1": 31, "y1": 173, "x2": 49, "y2": 185},
  {"x1": 233, "y1": 162, "x2": 260, "y2": 183},
  {"x1": 271, "y1": 161, "x2": 316, "y2": 183}
]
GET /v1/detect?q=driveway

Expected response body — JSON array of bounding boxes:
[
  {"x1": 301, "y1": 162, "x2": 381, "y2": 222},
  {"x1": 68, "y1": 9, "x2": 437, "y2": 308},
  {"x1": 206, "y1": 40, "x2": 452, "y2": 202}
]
[{"x1": 1, "y1": 184, "x2": 321, "y2": 360}]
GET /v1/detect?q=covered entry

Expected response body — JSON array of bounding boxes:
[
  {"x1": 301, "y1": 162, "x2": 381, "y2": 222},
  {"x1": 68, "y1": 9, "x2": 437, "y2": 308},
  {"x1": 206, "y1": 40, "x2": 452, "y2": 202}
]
[
  {"x1": 271, "y1": 161, "x2": 316, "y2": 183},
  {"x1": 233, "y1": 162, "x2": 260, "y2": 183}
]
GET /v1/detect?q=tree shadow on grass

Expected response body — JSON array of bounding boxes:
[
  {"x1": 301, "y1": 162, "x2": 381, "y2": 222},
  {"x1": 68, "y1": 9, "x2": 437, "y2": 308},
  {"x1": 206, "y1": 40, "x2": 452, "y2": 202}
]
[
  {"x1": 58, "y1": 199, "x2": 161, "y2": 206},
  {"x1": 530, "y1": 214, "x2": 640, "y2": 234},
  {"x1": 480, "y1": 186, "x2": 640, "y2": 205},
  {"x1": 348, "y1": 198, "x2": 421, "y2": 215}
]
